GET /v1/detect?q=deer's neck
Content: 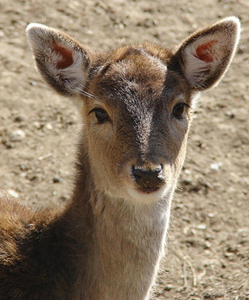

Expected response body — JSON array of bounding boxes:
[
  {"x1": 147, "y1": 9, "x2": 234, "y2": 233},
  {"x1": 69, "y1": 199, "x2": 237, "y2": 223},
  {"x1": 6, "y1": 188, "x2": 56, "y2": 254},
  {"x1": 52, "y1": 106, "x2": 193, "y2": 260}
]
[
  {"x1": 68, "y1": 143, "x2": 173, "y2": 300},
  {"x1": 91, "y1": 197, "x2": 171, "y2": 300}
]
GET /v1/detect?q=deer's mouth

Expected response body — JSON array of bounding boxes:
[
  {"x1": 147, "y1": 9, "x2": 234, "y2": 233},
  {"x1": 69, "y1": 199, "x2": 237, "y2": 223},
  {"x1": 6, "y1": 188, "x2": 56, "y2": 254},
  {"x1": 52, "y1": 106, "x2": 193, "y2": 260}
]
[
  {"x1": 126, "y1": 183, "x2": 168, "y2": 204},
  {"x1": 136, "y1": 186, "x2": 160, "y2": 194}
]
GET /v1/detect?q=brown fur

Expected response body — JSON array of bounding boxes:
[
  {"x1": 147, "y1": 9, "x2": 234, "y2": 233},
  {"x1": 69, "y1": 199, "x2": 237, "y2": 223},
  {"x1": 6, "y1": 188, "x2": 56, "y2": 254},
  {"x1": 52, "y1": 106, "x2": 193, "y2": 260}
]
[{"x1": 0, "y1": 18, "x2": 240, "y2": 299}]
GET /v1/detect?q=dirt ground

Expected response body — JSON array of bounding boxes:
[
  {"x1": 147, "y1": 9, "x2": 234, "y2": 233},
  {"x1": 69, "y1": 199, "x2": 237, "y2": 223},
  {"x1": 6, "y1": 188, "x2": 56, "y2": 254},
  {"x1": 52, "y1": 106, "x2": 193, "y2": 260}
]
[{"x1": 0, "y1": 0, "x2": 248, "y2": 299}]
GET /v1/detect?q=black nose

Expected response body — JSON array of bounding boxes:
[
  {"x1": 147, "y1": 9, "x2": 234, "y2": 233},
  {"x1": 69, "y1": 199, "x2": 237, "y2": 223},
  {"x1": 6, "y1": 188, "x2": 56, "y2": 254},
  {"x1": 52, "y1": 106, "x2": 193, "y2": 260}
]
[{"x1": 132, "y1": 165, "x2": 164, "y2": 193}]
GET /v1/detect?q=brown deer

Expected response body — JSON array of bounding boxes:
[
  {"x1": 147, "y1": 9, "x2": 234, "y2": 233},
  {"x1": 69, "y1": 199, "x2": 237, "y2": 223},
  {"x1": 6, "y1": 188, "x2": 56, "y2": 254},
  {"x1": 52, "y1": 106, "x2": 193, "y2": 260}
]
[{"x1": 0, "y1": 17, "x2": 240, "y2": 300}]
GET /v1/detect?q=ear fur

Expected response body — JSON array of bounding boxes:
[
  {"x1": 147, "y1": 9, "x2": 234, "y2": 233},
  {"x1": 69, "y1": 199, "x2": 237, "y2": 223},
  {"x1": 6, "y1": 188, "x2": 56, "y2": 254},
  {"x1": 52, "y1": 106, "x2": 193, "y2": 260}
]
[
  {"x1": 175, "y1": 17, "x2": 240, "y2": 90},
  {"x1": 26, "y1": 23, "x2": 91, "y2": 96}
]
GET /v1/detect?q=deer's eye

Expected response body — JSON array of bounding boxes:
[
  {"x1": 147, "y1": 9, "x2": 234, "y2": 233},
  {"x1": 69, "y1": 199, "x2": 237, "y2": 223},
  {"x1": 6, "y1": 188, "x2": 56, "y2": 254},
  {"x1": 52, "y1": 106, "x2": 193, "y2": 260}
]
[
  {"x1": 172, "y1": 103, "x2": 189, "y2": 119},
  {"x1": 90, "y1": 108, "x2": 109, "y2": 124}
]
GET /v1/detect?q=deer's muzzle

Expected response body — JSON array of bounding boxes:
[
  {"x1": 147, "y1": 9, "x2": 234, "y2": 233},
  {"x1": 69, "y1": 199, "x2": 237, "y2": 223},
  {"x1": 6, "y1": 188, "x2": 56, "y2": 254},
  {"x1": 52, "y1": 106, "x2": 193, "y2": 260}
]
[{"x1": 132, "y1": 165, "x2": 165, "y2": 194}]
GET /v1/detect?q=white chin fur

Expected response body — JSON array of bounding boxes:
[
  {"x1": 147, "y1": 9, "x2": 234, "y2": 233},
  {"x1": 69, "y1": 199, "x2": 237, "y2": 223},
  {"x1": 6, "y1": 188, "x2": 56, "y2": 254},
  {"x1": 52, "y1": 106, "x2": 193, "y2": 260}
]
[{"x1": 126, "y1": 185, "x2": 169, "y2": 205}]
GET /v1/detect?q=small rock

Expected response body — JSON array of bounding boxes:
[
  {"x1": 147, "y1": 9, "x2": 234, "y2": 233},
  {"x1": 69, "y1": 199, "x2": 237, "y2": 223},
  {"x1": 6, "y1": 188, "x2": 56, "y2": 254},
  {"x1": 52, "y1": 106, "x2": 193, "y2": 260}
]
[
  {"x1": 19, "y1": 164, "x2": 28, "y2": 171},
  {"x1": 9, "y1": 129, "x2": 26, "y2": 142},
  {"x1": 30, "y1": 80, "x2": 37, "y2": 86},
  {"x1": 46, "y1": 123, "x2": 53, "y2": 130},
  {"x1": 61, "y1": 195, "x2": 71, "y2": 202},
  {"x1": 2, "y1": 138, "x2": 14, "y2": 149},
  {"x1": 204, "y1": 292, "x2": 224, "y2": 299},
  {"x1": 210, "y1": 162, "x2": 222, "y2": 171},
  {"x1": 29, "y1": 174, "x2": 39, "y2": 182},
  {"x1": 7, "y1": 189, "x2": 19, "y2": 199},
  {"x1": 204, "y1": 241, "x2": 211, "y2": 249},
  {"x1": 163, "y1": 285, "x2": 173, "y2": 291},
  {"x1": 14, "y1": 116, "x2": 24, "y2": 122},
  {"x1": 237, "y1": 47, "x2": 244, "y2": 54},
  {"x1": 226, "y1": 111, "x2": 235, "y2": 119},
  {"x1": 33, "y1": 121, "x2": 41, "y2": 129},
  {"x1": 207, "y1": 213, "x2": 215, "y2": 218},
  {"x1": 53, "y1": 176, "x2": 61, "y2": 183},
  {"x1": 196, "y1": 224, "x2": 207, "y2": 230}
]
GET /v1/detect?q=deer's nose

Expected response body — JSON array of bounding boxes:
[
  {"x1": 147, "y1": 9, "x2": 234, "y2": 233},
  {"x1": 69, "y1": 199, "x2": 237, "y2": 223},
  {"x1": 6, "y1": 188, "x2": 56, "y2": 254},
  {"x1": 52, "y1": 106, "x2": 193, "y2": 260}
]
[{"x1": 132, "y1": 165, "x2": 164, "y2": 193}]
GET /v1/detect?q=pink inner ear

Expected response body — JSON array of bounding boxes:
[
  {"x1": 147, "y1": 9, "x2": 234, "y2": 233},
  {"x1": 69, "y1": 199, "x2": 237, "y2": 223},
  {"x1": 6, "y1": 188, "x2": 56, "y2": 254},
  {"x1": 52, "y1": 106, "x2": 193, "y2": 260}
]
[
  {"x1": 196, "y1": 40, "x2": 218, "y2": 63},
  {"x1": 53, "y1": 42, "x2": 73, "y2": 69}
]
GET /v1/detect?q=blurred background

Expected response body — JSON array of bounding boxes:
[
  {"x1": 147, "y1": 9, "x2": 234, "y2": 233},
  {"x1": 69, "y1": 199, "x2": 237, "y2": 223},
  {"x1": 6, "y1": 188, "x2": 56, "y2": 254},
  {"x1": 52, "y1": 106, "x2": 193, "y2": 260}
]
[{"x1": 0, "y1": 0, "x2": 248, "y2": 299}]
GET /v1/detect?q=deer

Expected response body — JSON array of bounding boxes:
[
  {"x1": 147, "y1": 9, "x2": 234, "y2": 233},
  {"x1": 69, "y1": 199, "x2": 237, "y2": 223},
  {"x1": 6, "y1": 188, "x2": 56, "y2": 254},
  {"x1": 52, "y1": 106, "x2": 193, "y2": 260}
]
[{"x1": 0, "y1": 17, "x2": 240, "y2": 300}]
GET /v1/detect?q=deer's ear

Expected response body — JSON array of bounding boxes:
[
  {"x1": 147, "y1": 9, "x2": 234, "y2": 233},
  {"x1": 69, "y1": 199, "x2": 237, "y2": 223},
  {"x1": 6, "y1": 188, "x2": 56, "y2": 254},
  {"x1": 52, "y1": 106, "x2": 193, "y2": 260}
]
[
  {"x1": 26, "y1": 23, "x2": 91, "y2": 97},
  {"x1": 176, "y1": 17, "x2": 240, "y2": 90}
]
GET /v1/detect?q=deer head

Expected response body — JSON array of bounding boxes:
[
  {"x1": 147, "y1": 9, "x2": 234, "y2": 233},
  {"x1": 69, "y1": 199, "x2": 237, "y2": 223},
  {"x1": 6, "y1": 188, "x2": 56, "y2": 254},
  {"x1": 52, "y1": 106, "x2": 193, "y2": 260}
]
[{"x1": 26, "y1": 17, "x2": 240, "y2": 205}]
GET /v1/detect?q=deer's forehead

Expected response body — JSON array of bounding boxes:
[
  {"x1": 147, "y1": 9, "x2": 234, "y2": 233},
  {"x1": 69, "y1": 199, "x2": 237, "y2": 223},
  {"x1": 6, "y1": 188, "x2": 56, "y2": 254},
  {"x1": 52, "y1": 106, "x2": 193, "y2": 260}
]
[{"x1": 94, "y1": 48, "x2": 168, "y2": 105}]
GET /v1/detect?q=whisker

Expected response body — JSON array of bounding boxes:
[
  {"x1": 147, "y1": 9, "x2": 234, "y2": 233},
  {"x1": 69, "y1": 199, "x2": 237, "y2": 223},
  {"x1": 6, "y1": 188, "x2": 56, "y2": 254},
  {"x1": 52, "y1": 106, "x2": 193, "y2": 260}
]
[{"x1": 75, "y1": 87, "x2": 99, "y2": 100}]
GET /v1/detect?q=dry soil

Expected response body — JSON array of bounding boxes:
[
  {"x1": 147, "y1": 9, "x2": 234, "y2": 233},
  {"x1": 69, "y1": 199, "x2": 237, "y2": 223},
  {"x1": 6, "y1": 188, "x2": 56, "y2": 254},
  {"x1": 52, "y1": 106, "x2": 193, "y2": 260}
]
[{"x1": 0, "y1": 0, "x2": 249, "y2": 299}]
